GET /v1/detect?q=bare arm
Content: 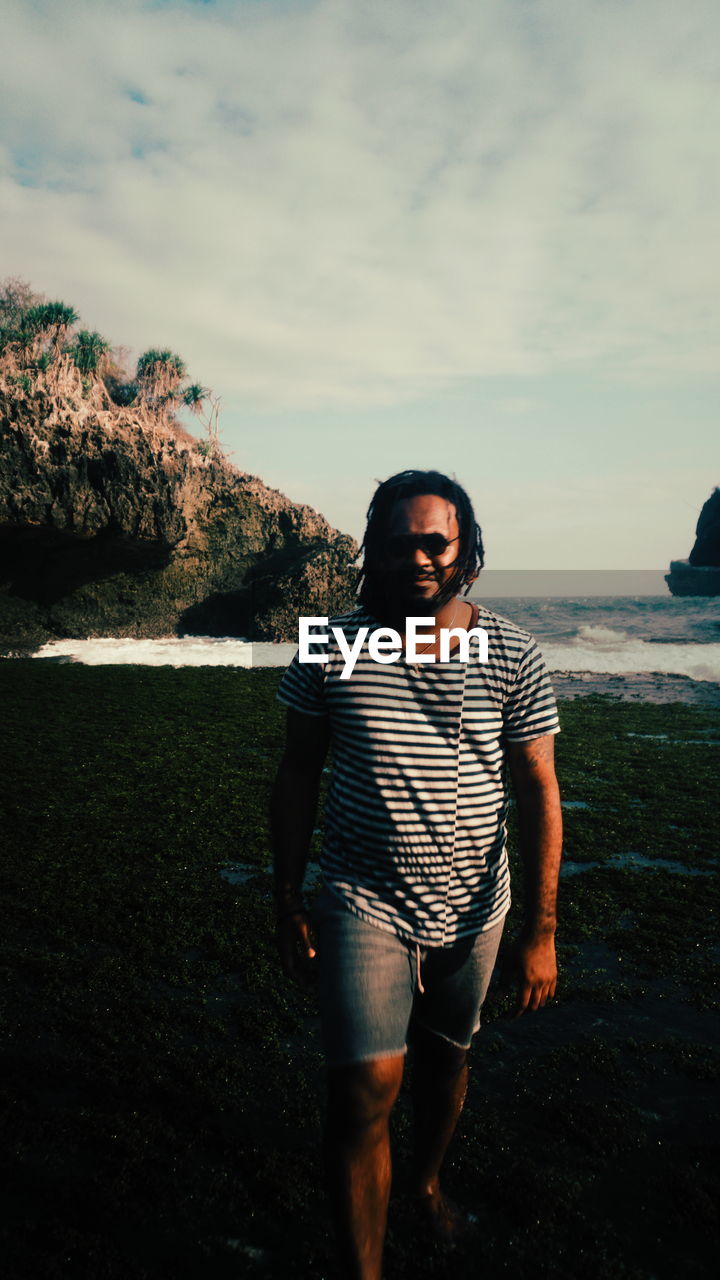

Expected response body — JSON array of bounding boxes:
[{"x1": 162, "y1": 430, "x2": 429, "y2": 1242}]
[
  {"x1": 270, "y1": 708, "x2": 331, "y2": 978},
  {"x1": 503, "y1": 733, "x2": 563, "y2": 1016}
]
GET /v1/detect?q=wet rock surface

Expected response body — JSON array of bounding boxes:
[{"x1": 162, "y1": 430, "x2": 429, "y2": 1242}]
[{"x1": 2, "y1": 670, "x2": 718, "y2": 1279}]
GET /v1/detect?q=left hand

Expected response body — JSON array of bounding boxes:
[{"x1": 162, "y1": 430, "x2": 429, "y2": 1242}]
[
  {"x1": 276, "y1": 908, "x2": 317, "y2": 983},
  {"x1": 500, "y1": 930, "x2": 557, "y2": 1018}
]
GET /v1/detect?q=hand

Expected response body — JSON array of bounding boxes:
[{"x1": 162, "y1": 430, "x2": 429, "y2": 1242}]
[
  {"x1": 500, "y1": 931, "x2": 557, "y2": 1018},
  {"x1": 276, "y1": 908, "x2": 317, "y2": 982}
]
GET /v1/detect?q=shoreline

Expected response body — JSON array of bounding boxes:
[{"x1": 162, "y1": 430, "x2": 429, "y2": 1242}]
[{"x1": 6, "y1": 650, "x2": 720, "y2": 708}]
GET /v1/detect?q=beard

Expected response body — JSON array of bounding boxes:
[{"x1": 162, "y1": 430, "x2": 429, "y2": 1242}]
[{"x1": 371, "y1": 564, "x2": 462, "y2": 624}]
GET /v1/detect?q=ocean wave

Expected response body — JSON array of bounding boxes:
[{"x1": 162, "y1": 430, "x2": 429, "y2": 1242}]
[
  {"x1": 574, "y1": 624, "x2": 630, "y2": 647},
  {"x1": 541, "y1": 638, "x2": 720, "y2": 682}
]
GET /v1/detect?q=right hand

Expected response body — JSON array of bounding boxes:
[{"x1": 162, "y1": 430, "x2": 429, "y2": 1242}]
[
  {"x1": 276, "y1": 908, "x2": 317, "y2": 981},
  {"x1": 498, "y1": 929, "x2": 557, "y2": 1018}
]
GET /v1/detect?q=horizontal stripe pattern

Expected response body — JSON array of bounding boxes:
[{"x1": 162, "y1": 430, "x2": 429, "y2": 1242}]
[{"x1": 278, "y1": 606, "x2": 559, "y2": 945}]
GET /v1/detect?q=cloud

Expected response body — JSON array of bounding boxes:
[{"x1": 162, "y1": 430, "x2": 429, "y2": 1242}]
[{"x1": 1, "y1": 0, "x2": 719, "y2": 409}]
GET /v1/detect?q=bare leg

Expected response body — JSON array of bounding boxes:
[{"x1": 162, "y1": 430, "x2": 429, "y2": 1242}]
[
  {"x1": 324, "y1": 1054, "x2": 405, "y2": 1280},
  {"x1": 409, "y1": 1023, "x2": 471, "y2": 1241}
]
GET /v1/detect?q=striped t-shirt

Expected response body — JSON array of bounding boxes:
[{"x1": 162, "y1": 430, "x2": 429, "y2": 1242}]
[{"x1": 277, "y1": 605, "x2": 559, "y2": 947}]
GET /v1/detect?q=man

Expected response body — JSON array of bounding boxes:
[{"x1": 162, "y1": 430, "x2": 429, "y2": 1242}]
[{"x1": 271, "y1": 470, "x2": 562, "y2": 1279}]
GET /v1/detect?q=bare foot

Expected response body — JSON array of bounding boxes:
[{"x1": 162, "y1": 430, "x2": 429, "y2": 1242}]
[{"x1": 414, "y1": 1190, "x2": 478, "y2": 1246}]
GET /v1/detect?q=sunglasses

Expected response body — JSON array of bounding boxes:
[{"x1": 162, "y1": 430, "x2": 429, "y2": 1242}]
[{"x1": 386, "y1": 533, "x2": 460, "y2": 558}]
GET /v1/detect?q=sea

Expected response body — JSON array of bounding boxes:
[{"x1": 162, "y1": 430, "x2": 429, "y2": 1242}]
[{"x1": 30, "y1": 575, "x2": 720, "y2": 707}]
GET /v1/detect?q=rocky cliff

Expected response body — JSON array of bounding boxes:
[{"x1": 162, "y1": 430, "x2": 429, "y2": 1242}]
[{"x1": 0, "y1": 373, "x2": 358, "y2": 653}]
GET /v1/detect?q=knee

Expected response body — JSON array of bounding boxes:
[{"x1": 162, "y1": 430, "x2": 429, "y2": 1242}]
[{"x1": 327, "y1": 1056, "x2": 405, "y2": 1137}]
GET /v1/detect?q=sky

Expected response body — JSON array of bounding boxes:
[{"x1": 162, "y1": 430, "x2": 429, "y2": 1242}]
[{"x1": 1, "y1": 0, "x2": 718, "y2": 569}]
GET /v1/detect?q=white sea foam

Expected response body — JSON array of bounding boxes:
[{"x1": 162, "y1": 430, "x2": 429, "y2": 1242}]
[
  {"x1": 29, "y1": 629, "x2": 720, "y2": 682},
  {"x1": 575, "y1": 624, "x2": 630, "y2": 647},
  {"x1": 31, "y1": 636, "x2": 297, "y2": 667},
  {"x1": 540, "y1": 635, "x2": 720, "y2": 682}
]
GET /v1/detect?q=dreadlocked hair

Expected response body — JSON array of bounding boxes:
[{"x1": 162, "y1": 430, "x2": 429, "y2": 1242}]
[{"x1": 357, "y1": 469, "x2": 484, "y2": 615}]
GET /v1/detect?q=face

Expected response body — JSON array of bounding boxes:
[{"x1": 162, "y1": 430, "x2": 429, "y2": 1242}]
[{"x1": 383, "y1": 494, "x2": 461, "y2": 610}]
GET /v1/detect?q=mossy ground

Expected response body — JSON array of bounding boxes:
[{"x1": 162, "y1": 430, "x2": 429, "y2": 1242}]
[{"x1": 2, "y1": 664, "x2": 718, "y2": 1278}]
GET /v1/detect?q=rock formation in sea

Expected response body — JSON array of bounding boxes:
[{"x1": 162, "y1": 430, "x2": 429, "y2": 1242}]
[
  {"x1": 665, "y1": 487, "x2": 720, "y2": 596},
  {"x1": 689, "y1": 488, "x2": 720, "y2": 567},
  {"x1": 0, "y1": 349, "x2": 357, "y2": 655}
]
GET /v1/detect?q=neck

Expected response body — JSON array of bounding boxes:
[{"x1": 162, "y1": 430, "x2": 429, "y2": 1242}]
[{"x1": 426, "y1": 596, "x2": 462, "y2": 628}]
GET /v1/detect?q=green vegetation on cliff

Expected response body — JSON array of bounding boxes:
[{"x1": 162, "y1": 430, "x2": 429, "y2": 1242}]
[{"x1": 0, "y1": 277, "x2": 225, "y2": 458}]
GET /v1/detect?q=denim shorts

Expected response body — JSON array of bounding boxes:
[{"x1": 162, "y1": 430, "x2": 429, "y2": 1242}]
[{"x1": 311, "y1": 886, "x2": 505, "y2": 1067}]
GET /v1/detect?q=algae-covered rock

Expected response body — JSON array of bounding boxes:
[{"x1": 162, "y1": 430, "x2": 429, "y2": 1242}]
[{"x1": 0, "y1": 375, "x2": 358, "y2": 652}]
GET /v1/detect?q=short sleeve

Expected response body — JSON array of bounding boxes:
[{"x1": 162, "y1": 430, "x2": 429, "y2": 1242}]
[
  {"x1": 277, "y1": 649, "x2": 328, "y2": 717},
  {"x1": 502, "y1": 639, "x2": 560, "y2": 742}
]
